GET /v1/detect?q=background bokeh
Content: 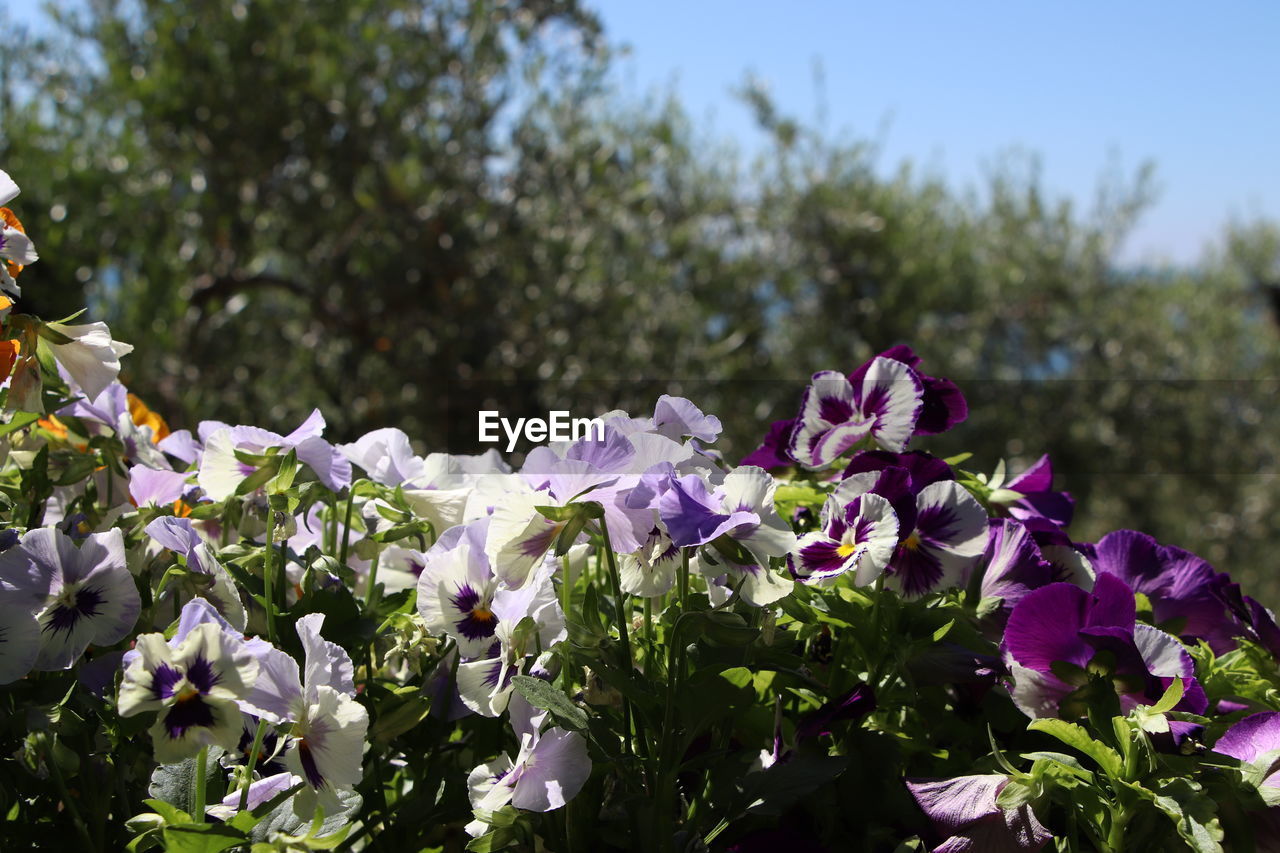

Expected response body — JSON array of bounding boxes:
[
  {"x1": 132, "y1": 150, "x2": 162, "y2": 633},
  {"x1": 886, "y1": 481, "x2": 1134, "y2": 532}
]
[{"x1": 3, "y1": 1, "x2": 1279, "y2": 601}]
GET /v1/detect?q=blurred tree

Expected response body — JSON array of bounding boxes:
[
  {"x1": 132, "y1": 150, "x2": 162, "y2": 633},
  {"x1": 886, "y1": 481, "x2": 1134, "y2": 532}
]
[{"x1": 3, "y1": 1, "x2": 1280, "y2": 602}]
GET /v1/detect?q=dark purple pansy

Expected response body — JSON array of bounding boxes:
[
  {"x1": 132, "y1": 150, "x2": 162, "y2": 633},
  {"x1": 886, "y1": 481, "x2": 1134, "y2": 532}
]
[
  {"x1": 1082, "y1": 530, "x2": 1240, "y2": 654},
  {"x1": 1002, "y1": 573, "x2": 1208, "y2": 720},
  {"x1": 1216, "y1": 581, "x2": 1280, "y2": 658},
  {"x1": 906, "y1": 774, "x2": 1052, "y2": 852},
  {"x1": 739, "y1": 418, "x2": 798, "y2": 470},
  {"x1": 842, "y1": 449, "x2": 954, "y2": 492},
  {"x1": 1212, "y1": 712, "x2": 1280, "y2": 842},
  {"x1": 971, "y1": 519, "x2": 1055, "y2": 628},
  {"x1": 795, "y1": 683, "x2": 877, "y2": 741},
  {"x1": 998, "y1": 454, "x2": 1074, "y2": 529}
]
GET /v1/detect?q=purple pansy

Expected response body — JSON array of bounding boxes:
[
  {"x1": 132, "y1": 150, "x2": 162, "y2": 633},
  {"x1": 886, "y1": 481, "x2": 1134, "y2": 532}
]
[
  {"x1": 1212, "y1": 712, "x2": 1280, "y2": 842},
  {"x1": 906, "y1": 774, "x2": 1052, "y2": 852},
  {"x1": 739, "y1": 418, "x2": 798, "y2": 470},
  {"x1": 146, "y1": 516, "x2": 247, "y2": 629},
  {"x1": 992, "y1": 454, "x2": 1074, "y2": 529},
  {"x1": 1082, "y1": 530, "x2": 1239, "y2": 654},
  {"x1": 1002, "y1": 573, "x2": 1208, "y2": 720},
  {"x1": 971, "y1": 519, "x2": 1055, "y2": 622}
]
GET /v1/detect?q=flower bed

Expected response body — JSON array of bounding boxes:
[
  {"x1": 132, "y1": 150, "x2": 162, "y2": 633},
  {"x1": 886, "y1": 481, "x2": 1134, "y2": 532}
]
[{"x1": 1, "y1": 168, "x2": 1278, "y2": 851}]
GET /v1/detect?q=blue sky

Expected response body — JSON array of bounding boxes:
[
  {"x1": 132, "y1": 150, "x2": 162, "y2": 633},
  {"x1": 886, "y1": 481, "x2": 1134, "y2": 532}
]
[
  {"x1": 9, "y1": 1, "x2": 1275, "y2": 265},
  {"x1": 588, "y1": 1, "x2": 1279, "y2": 266}
]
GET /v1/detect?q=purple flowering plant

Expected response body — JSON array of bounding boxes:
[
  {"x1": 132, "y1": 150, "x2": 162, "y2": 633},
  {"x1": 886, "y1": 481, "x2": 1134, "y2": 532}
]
[{"x1": 4, "y1": 167, "x2": 1280, "y2": 852}]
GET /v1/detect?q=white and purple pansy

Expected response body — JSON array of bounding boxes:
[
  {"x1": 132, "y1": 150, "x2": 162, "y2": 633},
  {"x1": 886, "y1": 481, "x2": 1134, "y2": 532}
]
[
  {"x1": 197, "y1": 409, "x2": 352, "y2": 501},
  {"x1": 118, "y1": 621, "x2": 260, "y2": 763},
  {"x1": 851, "y1": 345, "x2": 968, "y2": 437},
  {"x1": 465, "y1": 693, "x2": 591, "y2": 836},
  {"x1": 618, "y1": 527, "x2": 681, "y2": 598},
  {"x1": 658, "y1": 465, "x2": 796, "y2": 570},
  {"x1": 788, "y1": 491, "x2": 899, "y2": 586},
  {"x1": 455, "y1": 561, "x2": 565, "y2": 717},
  {"x1": 836, "y1": 465, "x2": 988, "y2": 598},
  {"x1": 1001, "y1": 573, "x2": 1208, "y2": 720},
  {"x1": 788, "y1": 357, "x2": 924, "y2": 469},
  {"x1": 0, "y1": 526, "x2": 141, "y2": 673},
  {"x1": 418, "y1": 540, "x2": 502, "y2": 658}
]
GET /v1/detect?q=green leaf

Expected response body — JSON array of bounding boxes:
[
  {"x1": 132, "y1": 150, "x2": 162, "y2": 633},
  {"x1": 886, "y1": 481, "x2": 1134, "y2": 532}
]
[
  {"x1": 1027, "y1": 719, "x2": 1124, "y2": 779},
  {"x1": 0, "y1": 411, "x2": 39, "y2": 438},
  {"x1": 1149, "y1": 677, "x2": 1184, "y2": 714},
  {"x1": 147, "y1": 748, "x2": 226, "y2": 815},
  {"x1": 159, "y1": 824, "x2": 247, "y2": 853},
  {"x1": 511, "y1": 675, "x2": 589, "y2": 731}
]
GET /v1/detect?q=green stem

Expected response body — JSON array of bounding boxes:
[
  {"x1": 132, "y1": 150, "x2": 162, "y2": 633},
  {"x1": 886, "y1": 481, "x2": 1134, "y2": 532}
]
[
  {"x1": 679, "y1": 548, "x2": 690, "y2": 611},
  {"x1": 643, "y1": 597, "x2": 653, "y2": 668},
  {"x1": 339, "y1": 486, "x2": 355, "y2": 569},
  {"x1": 263, "y1": 510, "x2": 279, "y2": 645},
  {"x1": 365, "y1": 552, "x2": 381, "y2": 605},
  {"x1": 46, "y1": 738, "x2": 96, "y2": 851},
  {"x1": 238, "y1": 718, "x2": 269, "y2": 811},
  {"x1": 599, "y1": 518, "x2": 636, "y2": 756},
  {"x1": 192, "y1": 745, "x2": 209, "y2": 823}
]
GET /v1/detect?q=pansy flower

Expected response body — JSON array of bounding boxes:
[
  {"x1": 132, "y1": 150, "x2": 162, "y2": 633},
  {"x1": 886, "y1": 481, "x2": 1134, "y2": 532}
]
[
  {"x1": 906, "y1": 774, "x2": 1053, "y2": 852},
  {"x1": 465, "y1": 694, "x2": 591, "y2": 837},
  {"x1": 48, "y1": 321, "x2": 134, "y2": 402},
  {"x1": 118, "y1": 622, "x2": 260, "y2": 763},
  {"x1": 1002, "y1": 573, "x2": 1208, "y2": 720},
  {"x1": 658, "y1": 466, "x2": 796, "y2": 571},
  {"x1": 851, "y1": 345, "x2": 967, "y2": 436},
  {"x1": 146, "y1": 516, "x2": 246, "y2": 629},
  {"x1": 419, "y1": 519, "x2": 504, "y2": 658},
  {"x1": 788, "y1": 358, "x2": 924, "y2": 469},
  {"x1": 970, "y1": 519, "x2": 1055, "y2": 622},
  {"x1": 788, "y1": 491, "x2": 899, "y2": 585},
  {"x1": 1081, "y1": 529, "x2": 1239, "y2": 654},
  {"x1": 990, "y1": 454, "x2": 1074, "y2": 529},
  {"x1": 0, "y1": 527, "x2": 141, "y2": 672},
  {"x1": 618, "y1": 527, "x2": 681, "y2": 598},
  {"x1": 1211, "y1": 712, "x2": 1280, "y2": 843},
  {"x1": 454, "y1": 563, "x2": 565, "y2": 717},
  {"x1": 837, "y1": 466, "x2": 988, "y2": 597},
  {"x1": 197, "y1": 410, "x2": 351, "y2": 500}
]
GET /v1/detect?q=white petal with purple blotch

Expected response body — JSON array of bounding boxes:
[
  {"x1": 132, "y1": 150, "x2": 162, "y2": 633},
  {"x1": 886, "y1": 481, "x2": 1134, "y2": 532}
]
[
  {"x1": 857, "y1": 356, "x2": 923, "y2": 453},
  {"x1": 286, "y1": 685, "x2": 368, "y2": 809},
  {"x1": 789, "y1": 371, "x2": 874, "y2": 469},
  {"x1": 417, "y1": 543, "x2": 500, "y2": 658}
]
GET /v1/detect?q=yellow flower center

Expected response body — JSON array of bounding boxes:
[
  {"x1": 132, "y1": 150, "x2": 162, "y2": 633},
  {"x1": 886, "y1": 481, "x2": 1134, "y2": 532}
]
[
  {"x1": 470, "y1": 607, "x2": 495, "y2": 623},
  {"x1": 901, "y1": 533, "x2": 922, "y2": 551},
  {"x1": 836, "y1": 542, "x2": 858, "y2": 558}
]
